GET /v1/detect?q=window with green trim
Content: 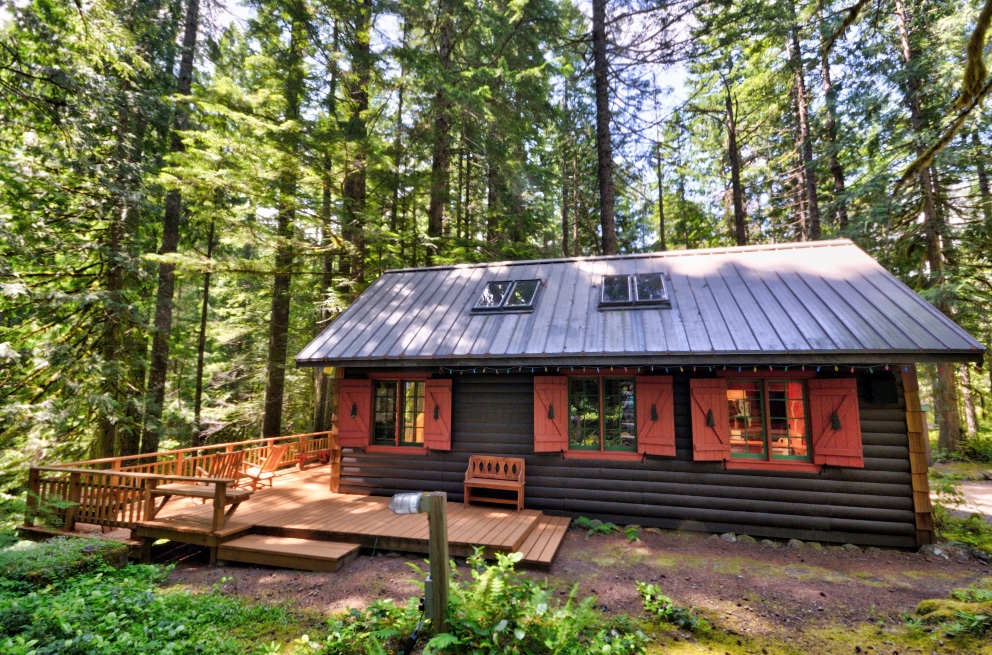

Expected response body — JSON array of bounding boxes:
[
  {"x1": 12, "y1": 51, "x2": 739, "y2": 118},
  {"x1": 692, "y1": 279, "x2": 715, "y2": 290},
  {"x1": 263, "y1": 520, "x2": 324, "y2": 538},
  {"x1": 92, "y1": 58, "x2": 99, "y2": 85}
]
[
  {"x1": 373, "y1": 380, "x2": 425, "y2": 446},
  {"x1": 727, "y1": 379, "x2": 809, "y2": 460},
  {"x1": 568, "y1": 377, "x2": 636, "y2": 451}
]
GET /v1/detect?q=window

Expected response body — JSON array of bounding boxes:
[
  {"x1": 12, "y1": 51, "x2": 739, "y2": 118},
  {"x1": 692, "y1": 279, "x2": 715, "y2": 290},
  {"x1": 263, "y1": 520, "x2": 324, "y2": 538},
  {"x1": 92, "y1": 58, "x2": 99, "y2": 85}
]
[
  {"x1": 600, "y1": 273, "x2": 669, "y2": 308},
  {"x1": 727, "y1": 379, "x2": 809, "y2": 461},
  {"x1": 473, "y1": 279, "x2": 541, "y2": 312},
  {"x1": 373, "y1": 380, "x2": 425, "y2": 446},
  {"x1": 568, "y1": 377, "x2": 636, "y2": 451}
]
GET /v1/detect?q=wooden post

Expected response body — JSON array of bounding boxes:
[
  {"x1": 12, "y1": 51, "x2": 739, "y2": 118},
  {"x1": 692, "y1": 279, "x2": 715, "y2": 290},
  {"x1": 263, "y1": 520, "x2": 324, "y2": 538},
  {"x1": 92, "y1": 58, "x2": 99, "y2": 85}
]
[
  {"x1": 902, "y1": 364, "x2": 936, "y2": 546},
  {"x1": 427, "y1": 491, "x2": 449, "y2": 634},
  {"x1": 143, "y1": 478, "x2": 158, "y2": 521},
  {"x1": 329, "y1": 368, "x2": 344, "y2": 493},
  {"x1": 64, "y1": 471, "x2": 81, "y2": 532},
  {"x1": 212, "y1": 481, "x2": 227, "y2": 533},
  {"x1": 24, "y1": 468, "x2": 40, "y2": 526},
  {"x1": 175, "y1": 451, "x2": 185, "y2": 477}
]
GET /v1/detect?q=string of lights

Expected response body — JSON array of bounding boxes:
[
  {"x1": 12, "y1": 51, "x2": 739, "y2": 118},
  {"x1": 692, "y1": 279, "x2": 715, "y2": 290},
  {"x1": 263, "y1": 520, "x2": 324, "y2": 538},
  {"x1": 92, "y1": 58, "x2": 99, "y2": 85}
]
[{"x1": 433, "y1": 363, "x2": 944, "y2": 375}]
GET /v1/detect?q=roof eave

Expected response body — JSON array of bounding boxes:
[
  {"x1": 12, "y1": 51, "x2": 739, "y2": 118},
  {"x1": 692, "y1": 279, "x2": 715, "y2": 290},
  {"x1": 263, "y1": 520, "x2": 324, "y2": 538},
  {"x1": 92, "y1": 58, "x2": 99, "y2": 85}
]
[{"x1": 295, "y1": 348, "x2": 986, "y2": 369}]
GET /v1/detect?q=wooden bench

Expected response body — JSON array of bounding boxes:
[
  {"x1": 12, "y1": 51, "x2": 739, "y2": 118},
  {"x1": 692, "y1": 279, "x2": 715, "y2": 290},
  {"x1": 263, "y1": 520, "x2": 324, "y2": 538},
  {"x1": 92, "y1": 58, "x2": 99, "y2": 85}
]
[
  {"x1": 149, "y1": 482, "x2": 252, "y2": 532},
  {"x1": 464, "y1": 456, "x2": 525, "y2": 510}
]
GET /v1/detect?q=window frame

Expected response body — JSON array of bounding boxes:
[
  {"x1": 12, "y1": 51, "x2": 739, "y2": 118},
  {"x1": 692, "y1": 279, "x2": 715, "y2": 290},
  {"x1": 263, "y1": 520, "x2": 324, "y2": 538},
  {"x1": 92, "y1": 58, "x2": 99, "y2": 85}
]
[
  {"x1": 726, "y1": 377, "x2": 812, "y2": 463},
  {"x1": 472, "y1": 279, "x2": 542, "y2": 313},
  {"x1": 371, "y1": 378, "x2": 427, "y2": 448},
  {"x1": 567, "y1": 375, "x2": 638, "y2": 453},
  {"x1": 599, "y1": 273, "x2": 670, "y2": 309}
]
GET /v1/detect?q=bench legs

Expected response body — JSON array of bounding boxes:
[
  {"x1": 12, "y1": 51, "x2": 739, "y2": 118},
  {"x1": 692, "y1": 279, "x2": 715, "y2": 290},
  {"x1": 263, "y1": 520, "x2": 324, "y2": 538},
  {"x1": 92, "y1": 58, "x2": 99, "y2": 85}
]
[{"x1": 463, "y1": 484, "x2": 524, "y2": 510}]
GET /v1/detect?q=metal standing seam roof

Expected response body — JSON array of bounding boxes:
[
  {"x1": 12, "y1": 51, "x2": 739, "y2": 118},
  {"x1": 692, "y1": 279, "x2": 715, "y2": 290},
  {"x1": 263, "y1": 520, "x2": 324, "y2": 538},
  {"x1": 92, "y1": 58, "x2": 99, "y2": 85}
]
[{"x1": 295, "y1": 240, "x2": 985, "y2": 368}]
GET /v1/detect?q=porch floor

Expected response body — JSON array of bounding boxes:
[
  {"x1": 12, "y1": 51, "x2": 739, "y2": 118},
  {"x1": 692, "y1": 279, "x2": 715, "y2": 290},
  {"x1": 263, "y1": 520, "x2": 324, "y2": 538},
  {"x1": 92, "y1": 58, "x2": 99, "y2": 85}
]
[{"x1": 134, "y1": 465, "x2": 568, "y2": 569}]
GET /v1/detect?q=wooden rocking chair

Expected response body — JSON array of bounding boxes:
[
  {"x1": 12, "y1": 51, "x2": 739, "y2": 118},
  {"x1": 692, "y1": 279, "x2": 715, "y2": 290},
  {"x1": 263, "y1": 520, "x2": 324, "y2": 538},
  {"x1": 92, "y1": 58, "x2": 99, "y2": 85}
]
[{"x1": 239, "y1": 444, "x2": 290, "y2": 491}]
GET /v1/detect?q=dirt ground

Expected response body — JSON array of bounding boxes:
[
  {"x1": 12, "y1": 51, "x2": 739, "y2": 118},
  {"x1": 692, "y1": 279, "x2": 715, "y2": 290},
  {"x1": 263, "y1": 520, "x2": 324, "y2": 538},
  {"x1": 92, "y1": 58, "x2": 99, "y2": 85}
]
[{"x1": 165, "y1": 518, "x2": 992, "y2": 654}]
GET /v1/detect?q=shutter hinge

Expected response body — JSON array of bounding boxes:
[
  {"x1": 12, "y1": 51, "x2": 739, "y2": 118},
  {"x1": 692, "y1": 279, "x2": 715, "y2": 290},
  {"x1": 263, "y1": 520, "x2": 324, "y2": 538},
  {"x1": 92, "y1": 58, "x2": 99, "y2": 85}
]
[
  {"x1": 706, "y1": 409, "x2": 715, "y2": 427},
  {"x1": 350, "y1": 403, "x2": 357, "y2": 419},
  {"x1": 830, "y1": 411, "x2": 842, "y2": 430},
  {"x1": 651, "y1": 404, "x2": 658, "y2": 421},
  {"x1": 548, "y1": 403, "x2": 555, "y2": 420},
  {"x1": 433, "y1": 404, "x2": 440, "y2": 420}
]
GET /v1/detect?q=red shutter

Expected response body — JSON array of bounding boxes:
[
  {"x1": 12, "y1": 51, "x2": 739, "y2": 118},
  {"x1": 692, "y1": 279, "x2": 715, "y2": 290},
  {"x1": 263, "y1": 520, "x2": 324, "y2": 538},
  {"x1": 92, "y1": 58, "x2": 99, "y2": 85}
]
[
  {"x1": 534, "y1": 376, "x2": 569, "y2": 452},
  {"x1": 424, "y1": 379, "x2": 453, "y2": 451},
  {"x1": 690, "y1": 378, "x2": 730, "y2": 461},
  {"x1": 338, "y1": 379, "x2": 372, "y2": 447},
  {"x1": 636, "y1": 376, "x2": 675, "y2": 456},
  {"x1": 808, "y1": 378, "x2": 864, "y2": 468}
]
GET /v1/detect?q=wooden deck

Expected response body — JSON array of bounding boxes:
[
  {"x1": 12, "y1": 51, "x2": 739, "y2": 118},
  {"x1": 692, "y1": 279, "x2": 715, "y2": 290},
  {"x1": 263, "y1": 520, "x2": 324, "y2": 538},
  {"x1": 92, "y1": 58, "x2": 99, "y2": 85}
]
[{"x1": 135, "y1": 465, "x2": 568, "y2": 569}]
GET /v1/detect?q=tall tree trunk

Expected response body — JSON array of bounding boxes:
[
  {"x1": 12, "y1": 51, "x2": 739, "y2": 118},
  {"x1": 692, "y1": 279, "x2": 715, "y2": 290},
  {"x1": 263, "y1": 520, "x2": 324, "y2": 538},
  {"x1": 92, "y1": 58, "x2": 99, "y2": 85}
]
[
  {"x1": 819, "y1": 15, "x2": 849, "y2": 230},
  {"x1": 725, "y1": 81, "x2": 746, "y2": 246},
  {"x1": 788, "y1": 16, "x2": 820, "y2": 241},
  {"x1": 561, "y1": 103, "x2": 571, "y2": 257},
  {"x1": 592, "y1": 0, "x2": 617, "y2": 255},
  {"x1": 142, "y1": 0, "x2": 200, "y2": 453},
  {"x1": 342, "y1": 0, "x2": 371, "y2": 286},
  {"x1": 973, "y1": 131, "x2": 992, "y2": 223},
  {"x1": 895, "y1": 0, "x2": 961, "y2": 452},
  {"x1": 959, "y1": 363, "x2": 978, "y2": 436},
  {"x1": 656, "y1": 141, "x2": 666, "y2": 251},
  {"x1": 193, "y1": 215, "x2": 214, "y2": 433},
  {"x1": 390, "y1": 22, "x2": 406, "y2": 235},
  {"x1": 427, "y1": 0, "x2": 454, "y2": 263},
  {"x1": 261, "y1": 13, "x2": 304, "y2": 438}
]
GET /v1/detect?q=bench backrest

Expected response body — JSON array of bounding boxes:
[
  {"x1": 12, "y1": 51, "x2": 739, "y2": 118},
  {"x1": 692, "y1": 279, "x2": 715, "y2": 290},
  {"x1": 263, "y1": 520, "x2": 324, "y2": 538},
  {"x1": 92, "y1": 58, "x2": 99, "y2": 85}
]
[
  {"x1": 205, "y1": 451, "x2": 244, "y2": 480},
  {"x1": 467, "y1": 456, "x2": 524, "y2": 482},
  {"x1": 259, "y1": 444, "x2": 290, "y2": 474}
]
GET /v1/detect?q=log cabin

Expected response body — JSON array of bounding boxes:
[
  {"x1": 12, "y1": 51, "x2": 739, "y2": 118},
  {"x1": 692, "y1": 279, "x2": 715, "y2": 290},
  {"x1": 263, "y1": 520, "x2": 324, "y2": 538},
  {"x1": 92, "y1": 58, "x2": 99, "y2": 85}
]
[{"x1": 296, "y1": 240, "x2": 985, "y2": 548}]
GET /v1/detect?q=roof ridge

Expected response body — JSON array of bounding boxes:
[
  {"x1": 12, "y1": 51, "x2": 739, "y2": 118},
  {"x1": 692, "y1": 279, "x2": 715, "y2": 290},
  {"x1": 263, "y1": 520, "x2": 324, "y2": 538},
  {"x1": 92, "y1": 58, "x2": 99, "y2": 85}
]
[{"x1": 382, "y1": 239, "x2": 859, "y2": 275}]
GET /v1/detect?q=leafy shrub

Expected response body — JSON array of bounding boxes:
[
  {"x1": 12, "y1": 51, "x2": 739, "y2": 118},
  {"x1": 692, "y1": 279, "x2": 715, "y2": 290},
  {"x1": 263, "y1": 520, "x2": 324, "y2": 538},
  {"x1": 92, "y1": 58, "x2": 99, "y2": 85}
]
[
  {"x1": 574, "y1": 516, "x2": 620, "y2": 538},
  {"x1": 636, "y1": 581, "x2": 709, "y2": 632},
  {"x1": 0, "y1": 564, "x2": 307, "y2": 654},
  {"x1": 323, "y1": 598, "x2": 419, "y2": 655},
  {"x1": 322, "y1": 549, "x2": 648, "y2": 655},
  {"x1": 959, "y1": 434, "x2": 992, "y2": 463},
  {"x1": 623, "y1": 525, "x2": 640, "y2": 543},
  {"x1": 0, "y1": 537, "x2": 128, "y2": 590}
]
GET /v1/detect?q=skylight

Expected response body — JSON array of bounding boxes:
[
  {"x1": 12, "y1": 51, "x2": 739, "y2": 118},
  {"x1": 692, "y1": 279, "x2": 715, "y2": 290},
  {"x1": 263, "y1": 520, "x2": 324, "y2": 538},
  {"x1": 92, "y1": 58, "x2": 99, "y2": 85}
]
[
  {"x1": 600, "y1": 273, "x2": 669, "y2": 308},
  {"x1": 474, "y1": 279, "x2": 541, "y2": 312}
]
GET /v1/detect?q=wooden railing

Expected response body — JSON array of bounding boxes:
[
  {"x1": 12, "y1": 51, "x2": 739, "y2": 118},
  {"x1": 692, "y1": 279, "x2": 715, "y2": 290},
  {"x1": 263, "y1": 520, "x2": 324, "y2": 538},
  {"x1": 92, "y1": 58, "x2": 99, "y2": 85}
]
[{"x1": 25, "y1": 431, "x2": 340, "y2": 532}]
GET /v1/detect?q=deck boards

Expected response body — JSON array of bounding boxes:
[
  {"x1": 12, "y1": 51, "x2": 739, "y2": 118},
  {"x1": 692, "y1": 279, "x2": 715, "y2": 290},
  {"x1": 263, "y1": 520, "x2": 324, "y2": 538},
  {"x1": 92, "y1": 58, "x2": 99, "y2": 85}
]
[
  {"x1": 217, "y1": 535, "x2": 360, "y2": 572},
  {"x1": 147, "y1": 465, "x2": 566, "y2": 568}
]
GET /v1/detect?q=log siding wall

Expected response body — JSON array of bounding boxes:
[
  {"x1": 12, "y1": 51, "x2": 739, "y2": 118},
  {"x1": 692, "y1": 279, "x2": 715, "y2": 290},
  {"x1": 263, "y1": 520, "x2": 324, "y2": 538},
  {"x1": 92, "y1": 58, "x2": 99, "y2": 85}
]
[{"x1": 337, "y1": 372, "x2": 918, "y2": 548}]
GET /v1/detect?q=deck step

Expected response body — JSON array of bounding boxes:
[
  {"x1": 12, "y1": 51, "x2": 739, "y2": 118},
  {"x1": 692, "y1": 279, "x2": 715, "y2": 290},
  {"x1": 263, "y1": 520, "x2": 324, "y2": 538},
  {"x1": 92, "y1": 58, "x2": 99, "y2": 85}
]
[
  {"x1": 518, "y1": 516, "x2": 570, "y2": 570},
  {"x1": 216, "y1": 535, "x2": 360, "y2": 572}
]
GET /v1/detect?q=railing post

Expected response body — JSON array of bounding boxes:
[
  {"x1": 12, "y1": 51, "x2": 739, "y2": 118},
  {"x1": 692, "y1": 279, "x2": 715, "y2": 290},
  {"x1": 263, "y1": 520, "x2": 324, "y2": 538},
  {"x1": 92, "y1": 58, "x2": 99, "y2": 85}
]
[
  {"x1": 64, "y1": 471, "x2": 81, "y2": 532},
  {"x1": 143, "y1": 477, "x2": 158, "y2": 521},
  {"x1": 175, "y1": 451, "x2": 185, "y2": 477},
  {"x1": 24, "y1": 468, "x2": 40, "y2": 526}
]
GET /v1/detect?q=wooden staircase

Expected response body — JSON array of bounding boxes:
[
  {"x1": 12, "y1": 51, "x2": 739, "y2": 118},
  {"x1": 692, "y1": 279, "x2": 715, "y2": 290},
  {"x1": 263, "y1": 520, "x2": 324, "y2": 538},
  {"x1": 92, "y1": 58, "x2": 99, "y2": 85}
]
[{"x1": 217, "y1": 535, "x2": 360, "y2": 572}]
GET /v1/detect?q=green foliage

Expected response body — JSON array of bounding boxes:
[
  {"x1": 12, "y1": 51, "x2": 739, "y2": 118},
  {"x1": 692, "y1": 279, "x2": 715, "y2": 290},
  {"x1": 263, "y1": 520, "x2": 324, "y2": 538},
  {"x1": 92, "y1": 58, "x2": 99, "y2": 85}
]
[
  {"x1": 322, "y1": 548, "x2": 648, "y2": 655},
  {"x1": 913, "y1": 580, "x2": 992, "y2": 639},
  {"x1": 322, "y1": 598, "x2": 418, "y2": 654},
  {"x1": 623, "y1": 525, "x2": 641, "y2": 543},
  {"x1": 0, "y1": 537, "x2": 128, "y2": 591},
  {"x1": 636, "y1": 582, "x2": 709, "y2": 633},
  {"x1": 0, "y1": 564, "x2": 308, "y2": 654},
  {"x1": 574, "y1": 516, "x2": 621, "y2": 538}
]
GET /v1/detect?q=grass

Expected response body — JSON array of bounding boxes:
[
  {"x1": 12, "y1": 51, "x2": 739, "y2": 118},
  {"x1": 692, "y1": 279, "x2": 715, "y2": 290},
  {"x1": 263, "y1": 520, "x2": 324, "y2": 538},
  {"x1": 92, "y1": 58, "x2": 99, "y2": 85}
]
[{"x1": 0, "y1": 536, "x2": 129, "y2": 590}]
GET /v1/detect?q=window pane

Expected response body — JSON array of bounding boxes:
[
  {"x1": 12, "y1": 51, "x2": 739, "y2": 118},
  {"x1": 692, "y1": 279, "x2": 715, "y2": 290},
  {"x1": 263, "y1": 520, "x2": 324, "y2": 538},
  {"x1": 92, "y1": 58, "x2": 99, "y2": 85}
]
[
  {"x1": 727, "y1": 380, "x2": 766, "y2": 457},
  {"x1": 505, "y1": 280, "x2": 540, "y2": 308},
  {"x1": 634, "y1": 274, "x2": 667, "y2": 303},
  {"x1": 568, "y1": 378, "x2": 601, "y2": 449},
  {"x1": 601, "y1": 275, "x2": 631, "y2": 304},
  {"x1": 373, "y1": 381, "x2": 398, "y2": 445},
  {"x1": 769, "y1": 380, "x2": 808, "y2": 459},
  {"x1": 603, "y1": 378, "x2": 636, "y2": 451},
  {"x1": 401, "y1": 381, "x2": 425, "y2": 445},
  {"x1": 476, "y1": 281, "x2": 511, "y2": 309}
]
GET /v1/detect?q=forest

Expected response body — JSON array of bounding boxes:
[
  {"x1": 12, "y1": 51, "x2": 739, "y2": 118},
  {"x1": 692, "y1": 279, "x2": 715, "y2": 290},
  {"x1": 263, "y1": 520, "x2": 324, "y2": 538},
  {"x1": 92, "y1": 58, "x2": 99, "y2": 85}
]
[{"x1": 2, "y1": 0, "x2": 992, "y2": 495}]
